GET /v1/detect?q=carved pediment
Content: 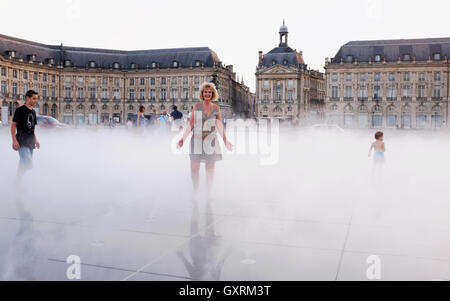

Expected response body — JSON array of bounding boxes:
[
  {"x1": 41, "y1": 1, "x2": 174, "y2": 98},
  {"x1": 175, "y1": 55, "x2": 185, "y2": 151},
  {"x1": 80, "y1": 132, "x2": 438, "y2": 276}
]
[{"x1": 259, "y1": 65, "x2": 295, "y2": 75}]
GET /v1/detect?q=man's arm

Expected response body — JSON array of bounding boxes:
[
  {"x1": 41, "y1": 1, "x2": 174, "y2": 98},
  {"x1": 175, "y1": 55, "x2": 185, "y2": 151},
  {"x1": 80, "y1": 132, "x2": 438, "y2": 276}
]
[{"x1": 11, "y1": 122, "x2": 19, "y2": 150}]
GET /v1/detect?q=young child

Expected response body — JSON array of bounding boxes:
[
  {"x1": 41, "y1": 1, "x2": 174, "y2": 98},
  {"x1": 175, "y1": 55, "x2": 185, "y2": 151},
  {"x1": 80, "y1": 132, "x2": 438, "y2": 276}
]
[{"x1": 368, "y1": 131, "x2": 386, "y2": 165}]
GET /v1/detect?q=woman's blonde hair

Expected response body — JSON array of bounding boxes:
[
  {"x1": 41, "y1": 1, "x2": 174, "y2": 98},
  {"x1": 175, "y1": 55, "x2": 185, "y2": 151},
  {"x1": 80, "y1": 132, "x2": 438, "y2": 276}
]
[{"x1": 199, "y1": 82, "x2": 219, "y2": 101}]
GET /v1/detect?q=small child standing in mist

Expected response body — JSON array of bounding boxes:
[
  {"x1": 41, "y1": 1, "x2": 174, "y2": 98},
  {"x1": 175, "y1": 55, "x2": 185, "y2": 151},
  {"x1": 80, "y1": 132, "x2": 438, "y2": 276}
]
[{"x1": 368, "y1": 131, "x2": 386, "y2": 166}]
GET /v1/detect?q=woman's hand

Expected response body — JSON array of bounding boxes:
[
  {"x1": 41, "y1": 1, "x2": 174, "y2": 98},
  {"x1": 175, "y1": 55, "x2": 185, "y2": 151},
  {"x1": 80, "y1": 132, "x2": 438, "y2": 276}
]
[
  {"x1": 178, "y1": 138, "x2": 184, "y2": 149},
  {"x1": 225, "y1": 140, "x2": 233, "y2": 151}
]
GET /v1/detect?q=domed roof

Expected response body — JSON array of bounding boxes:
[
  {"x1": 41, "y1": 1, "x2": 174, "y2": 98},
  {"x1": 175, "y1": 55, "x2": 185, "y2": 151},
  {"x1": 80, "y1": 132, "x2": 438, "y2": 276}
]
[{"x1": 279, "y1": 20, "x2": 288, "y2": 34}]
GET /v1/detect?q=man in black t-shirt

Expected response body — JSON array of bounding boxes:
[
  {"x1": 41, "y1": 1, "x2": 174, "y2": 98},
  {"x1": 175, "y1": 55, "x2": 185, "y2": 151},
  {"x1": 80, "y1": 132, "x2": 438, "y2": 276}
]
[
  {"x1": 11, "y1": 90, "x2": 40, "y2": 173},
  {"x1": 170, "y1": 106, "x2": 184, "y2": 131}
]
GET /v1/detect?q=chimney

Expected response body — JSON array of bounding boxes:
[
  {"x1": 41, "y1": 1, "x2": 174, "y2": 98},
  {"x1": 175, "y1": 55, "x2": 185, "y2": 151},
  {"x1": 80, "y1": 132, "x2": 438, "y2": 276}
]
[{"x1": 258, "y1": 51, "x2": 263, "y2": 65}]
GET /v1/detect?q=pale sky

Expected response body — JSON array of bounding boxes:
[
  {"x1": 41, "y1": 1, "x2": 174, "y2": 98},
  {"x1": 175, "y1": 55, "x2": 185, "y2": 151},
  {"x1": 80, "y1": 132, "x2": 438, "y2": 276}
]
[{"x1": 2, "y1": 0, "x2": 449, "y2": 92}]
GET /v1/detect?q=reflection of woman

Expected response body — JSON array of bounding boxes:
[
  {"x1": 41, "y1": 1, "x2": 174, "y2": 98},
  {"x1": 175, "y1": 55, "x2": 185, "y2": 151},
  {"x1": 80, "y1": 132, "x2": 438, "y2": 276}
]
[
  {"x1": 176, "y1": 200, "x2": 231, "y2": 280},
  {"x1": 178, "y1": 83, "x2": 233, "y2": 200}
]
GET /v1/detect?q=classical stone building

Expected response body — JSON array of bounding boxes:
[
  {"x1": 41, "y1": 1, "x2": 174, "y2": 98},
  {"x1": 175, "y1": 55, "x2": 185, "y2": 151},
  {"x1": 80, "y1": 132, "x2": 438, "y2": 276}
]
[
  {"x1": 255, "y1": 21, "x2": 325, "y2": 124},
  {"x1": 325, "y1": 38, "x2": 450, "y2": 129},
  {"x1": 0, "y1": 33, "x2": 252, "y2": 125}
]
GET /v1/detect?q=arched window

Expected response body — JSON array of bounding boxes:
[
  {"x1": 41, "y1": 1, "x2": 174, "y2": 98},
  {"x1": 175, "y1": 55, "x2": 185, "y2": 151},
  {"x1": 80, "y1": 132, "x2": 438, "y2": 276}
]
[{"x1": 51, "y1": 104, "x2": 57, "y2": 118}]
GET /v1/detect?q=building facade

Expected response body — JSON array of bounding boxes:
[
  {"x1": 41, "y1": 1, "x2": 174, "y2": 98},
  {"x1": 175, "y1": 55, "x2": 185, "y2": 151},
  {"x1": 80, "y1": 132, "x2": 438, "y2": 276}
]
[
  {"x1": 255, "y1": 21, "x2": 325, "y2": 125},
  {"x1": 325, "y1": 38, "x2": 450, "y2": 129},
  {"x1": 0, "y1": 34, "x2": 251, "y2": 125}
]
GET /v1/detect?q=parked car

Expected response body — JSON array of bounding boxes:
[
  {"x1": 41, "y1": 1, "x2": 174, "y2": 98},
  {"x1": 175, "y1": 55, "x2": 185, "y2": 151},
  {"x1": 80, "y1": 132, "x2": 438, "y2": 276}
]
[{"x1": 36, "y1": 115, "x2": 68, "y2": 128}]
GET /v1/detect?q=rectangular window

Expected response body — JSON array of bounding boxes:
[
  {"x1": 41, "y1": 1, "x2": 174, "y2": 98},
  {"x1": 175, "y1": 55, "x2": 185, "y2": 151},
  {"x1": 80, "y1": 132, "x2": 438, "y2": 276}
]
[
  {"x1": 360, "y1": 74, "x2": 366, "y2": 82},
  {"x1": 102, "y1": 77, "x2": 108, "y2": 85},
  {"x1": 129, "y1": 89, "x2": 135, "y2": 100},
  {"x1": 434, "y1": 72, "x2": 441, "y2": 81},
  {"x1": 90, "y1": 87, "x2": 96, "y2": 99},
  {"x1": 150, "y1": 89, "x2": 156, "y2": 100},
  {"x1": 140, "y1": 89, "x2": 145, "y2": 100},
  {"x1": 1, "y1": 81, "x2": 6, "y2": 94},
  {"x1": 276, "y1": 87, "x2": 281, "y2": 100},
  {"x1": 264, "y1": 80, "x2": 269, "y2": 88},
  {"x1": 263, "y1": 90, "x2": 269, "y2": 101},
  {"x1": 388, "y1": 85, "x2": 396, "y2": 98},
  {"x1": 171, "y1": 77, "x2": 177, "y2": 86},
  {"x1": 419, "y1": 73, "x2": 425, "y2": 81},
  {"x1": 331, "y1": 74, "x2": 338, "y2": 82},
  {"x1": 161, "y1": 88, "x2": 166, "y2": 100},
  {"x1": 12, "y1": 83, "x2": 18, "y2": 96},
  {"x1": 65, "y1": 76, "x2": 72, "y2": 83},
  {"x1": 418, "y1": 85, "x2": 426, "y2": 98},
  {"x1": 33, "y1": 73, "x2": 38, "y2": 81},
  {"x1": 13, "y1": 70, "x2": 17, "y2": 78},
  {"x1": 416, "y1": 115, "x2": 427, "y2": 129},
  {"x1": 23, "y1": 71, "x2": 28, "y2": 80},
  {"x1": 151, "y1": 78, "x2": 156, "y2": 86},
  {"x1": 374, "y1": 86, "x2": 381, "y2": 99},
  {"x1": 359, "y1": 85, "x2": 367, "y2": 98},
  {"x1": 389, "y1": 73, "x2": 395, "y2": 82},
  {"x1": 51, "y1": 87, "x2": 56, "y2": 98},
  {"x1": 1, "y1": 67, "x2": 6, "y2": 77},
  {"x1": 129, "y1": 78, "x2": 134, "y2": 86},
  {"x1": 287, "y1": 90, "x2": 293, "y2": 100},
  {"x1": 77, "y1": 77, "x2": 84, "y2": 84},
  {"x1": 23, "y1": 84, "x2": 28, "y2": 96},
  {"x1": 113, "y1": 89, "x2": 120, "y2": 100},
  {"x1": 403, "y1": 73, "x2": 410, "y2": 81},
  {"x1": 65, "y1": 87, "x2": 72, "y2": 98},
  {"x1": 114, "y1": 78, "x2": 120, "y2": 86},
  {"x1": 402, "y1": 85, "x2": 410, "y2": 97},
  {"x1": 140, "y1": 78, "x2": 145, "y2": 86},
  {"x1": 43, "y1": 74, "x2": 47, "y2": 82},
  {"x1": 332, "y1": 86, "x2": 338, "y2": 98},
  {"x1": 194, "y1": 88, "x2": 199, "y2": 99},
  {"x1": 183, "y1": 88, "x2": 188, "y2": 100},
  {"x1": 374, "y1": 73, "x2": 381, "y2": 82},
  {"x1": 183, "y1": 77, "x2": 188, "y2": 85},
  {"x1": 77, "y1": 87, "x2": 84, "y2": 98},
  {"x1": 102, "y1": 88, "x2": 108, "y2": 99},
  {"x1": 345, "y1": 86, "x2": 352, "y2": 98},
  {"x1": 433, "y1": 86, "x2": 441, "y2": 98},
  {"x1": 52, "y1": 75, "x2": 56, "y2": 83},
  {"x1": 194, "y1": 77, "x2": 200, "y2": 85},
  {"x1": 372, "y1": 115, "x2": 382, "y2": 128},
  {"x1": 171, "y1": 88, "x2": 178, "y2": 99},
  {"x1": 345, "y1": 73, "x2": 352, "y2": 82},
  {"x1": 161, "y1": 77, "x2": 166, "y2": 85}
]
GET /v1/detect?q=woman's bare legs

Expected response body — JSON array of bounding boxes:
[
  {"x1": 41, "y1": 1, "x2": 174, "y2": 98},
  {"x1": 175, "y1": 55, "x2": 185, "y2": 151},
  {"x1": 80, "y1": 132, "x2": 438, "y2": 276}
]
[
  {"x1": 205, "y1": 162, "x2": 215, "y2": 200},
  {"x1": 191, "y1": 161, "x2": 201, "y2": 197}
]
